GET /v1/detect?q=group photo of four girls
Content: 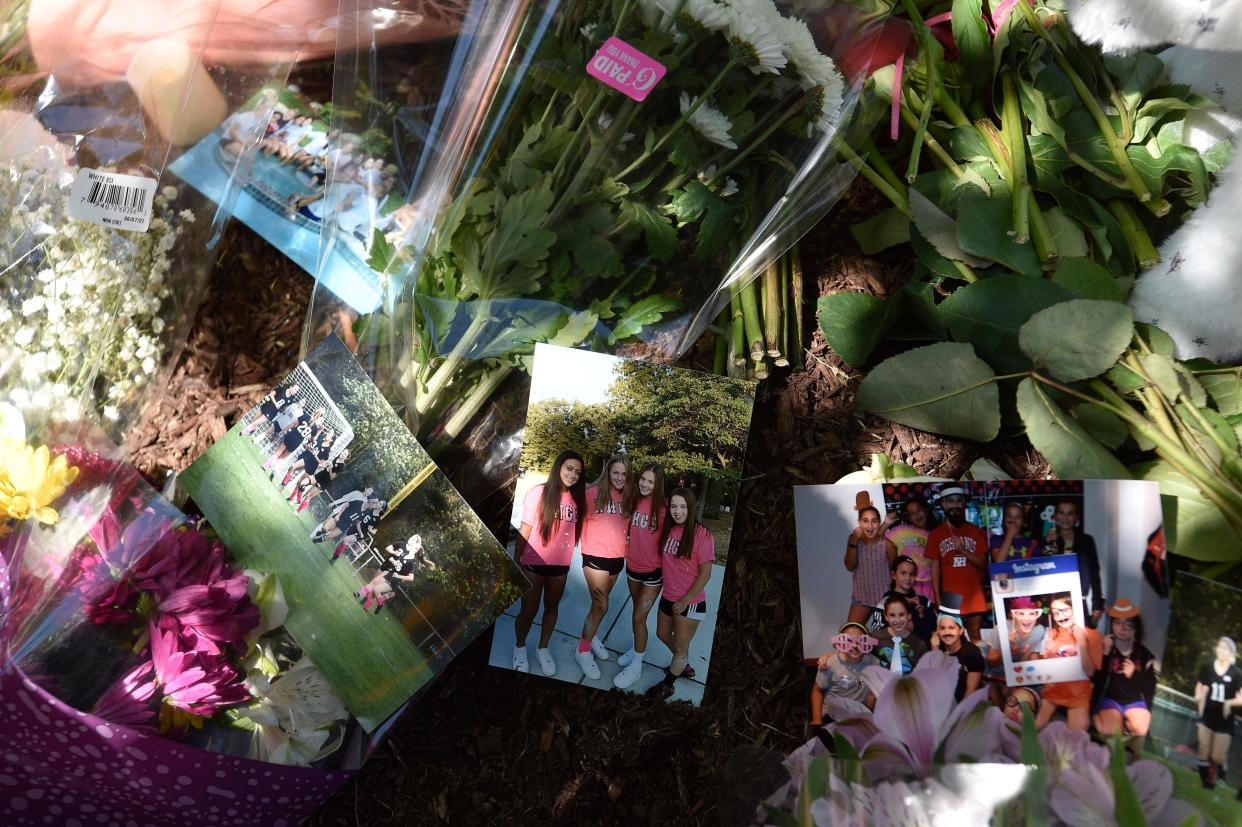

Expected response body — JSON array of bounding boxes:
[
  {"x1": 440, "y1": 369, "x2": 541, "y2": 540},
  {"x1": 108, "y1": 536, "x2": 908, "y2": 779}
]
[{"x1": 509, "y1": 451, "x2": 720, "y2": 700}]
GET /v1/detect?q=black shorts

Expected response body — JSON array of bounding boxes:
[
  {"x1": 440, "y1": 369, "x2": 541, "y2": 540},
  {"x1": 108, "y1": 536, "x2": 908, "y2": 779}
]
[
  {"x1": 258, "y1": 400, "x2": 279, "y2": 420},
  {"x1": 522, "y1": 563, "x2": 569, "y2": 578},
  {"x1": 1201, "y1": 705, "x2": 1236, "y2": 735},
  {"x1": 658, "y1": 597, "x2": 708, "y2": 620},
  {"x1": 582, "y1": 554, "x2": 625, "y2": 576},
  {"x1": 626, "y1": 565, "x2": 662, "y2": 586},
  {"x1": 281, "y1": 430, "x2": 305, "y2": 452}
]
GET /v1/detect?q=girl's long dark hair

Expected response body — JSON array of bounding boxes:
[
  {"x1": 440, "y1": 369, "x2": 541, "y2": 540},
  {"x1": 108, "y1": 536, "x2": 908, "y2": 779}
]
[
  {"x1": 659, "y1": 487, "x2": 699, "y2": 560},
  {"x1": 592, "y1": 453, "x2": 633, "y2": 515},
  {"x1": 539, "y1": 450, "x2": 587, "y2": 544},
  {"x1": 628, "y1": 462, "x2": 666, "y2": 532}
]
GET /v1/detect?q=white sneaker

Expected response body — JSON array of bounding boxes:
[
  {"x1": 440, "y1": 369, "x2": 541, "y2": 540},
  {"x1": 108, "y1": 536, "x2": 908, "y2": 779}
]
[
  {"x1": 536, "y1": 647, "x2": 556, "y2": 676},
  {"x1": 590, "y1": 636, "x2": 610, "y2": 661},
  {"x1": 575, "y1": 649, "x2": 601, "y2": 680},
  {"x1": 512, "y1": 646, "x2": 529, "y2": 673},
  {"x1": 613, "y1": 658, "x2": 644, "y2": 689},
  {"x1": 617, "y1": 648, "x2": 635, "y2": 668}
]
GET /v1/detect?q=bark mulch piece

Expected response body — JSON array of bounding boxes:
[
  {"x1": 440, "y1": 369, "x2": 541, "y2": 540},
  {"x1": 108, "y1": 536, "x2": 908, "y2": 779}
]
[{"x1": 133, "y1": 185, "x2": 1050, "y2": 826}]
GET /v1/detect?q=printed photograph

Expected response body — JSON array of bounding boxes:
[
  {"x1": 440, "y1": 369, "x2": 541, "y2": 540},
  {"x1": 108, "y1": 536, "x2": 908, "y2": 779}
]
[
  {"x1": 1147, "y1": 573, "x2": 1242, "y2": 823},
  {"x1": 169, "y1": 86, "x2": 414, "y2": 313},
  {"x1": 486, "y1": 344, "x2": 756, "y2": 704},
  {"x1": 794, "y1": 479, "x2": 1170, "y2": 734},
  {"x1": 180, "y1": 334, "x2": 525, "y2": 730}
]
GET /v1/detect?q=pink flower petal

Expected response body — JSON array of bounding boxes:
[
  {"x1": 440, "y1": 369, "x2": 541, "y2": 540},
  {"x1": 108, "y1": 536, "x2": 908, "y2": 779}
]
[
  {"x1": 1049, "y1": 763, "x2": 1115, "y2": 827},
  {"x1": 870, "y1": 662, "x2": 958, "y2": 774},
  {"x1": 1127, "y1": 760, "x2": 1173, "y2": 822}
]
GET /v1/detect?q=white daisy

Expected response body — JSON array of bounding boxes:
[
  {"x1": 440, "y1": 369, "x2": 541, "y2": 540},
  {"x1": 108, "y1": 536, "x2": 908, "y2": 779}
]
[
  {"x1": 726, "y1": 4, "x2": 788, "y2": 75},
  {"x1": 678, "y1": 0, "x2": 730, "y2": 31},
  {"x1": 680, "y1": 93, "x2": 738, "y2": 149},
  {"x1": 779, "y1": 16, "x2": 839, "y2": 91}
]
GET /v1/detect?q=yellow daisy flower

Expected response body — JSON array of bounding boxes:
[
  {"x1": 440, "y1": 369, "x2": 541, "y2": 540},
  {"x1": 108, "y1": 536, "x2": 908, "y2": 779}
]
[{"x1": 0, "y1": 438, "x2": 80, "y2": 525}]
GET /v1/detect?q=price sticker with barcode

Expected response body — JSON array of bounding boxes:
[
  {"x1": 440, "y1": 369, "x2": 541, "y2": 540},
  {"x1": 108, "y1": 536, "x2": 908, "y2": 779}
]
[{"x1": 67, "y1": 168, "x2": 158, "y2": 232}]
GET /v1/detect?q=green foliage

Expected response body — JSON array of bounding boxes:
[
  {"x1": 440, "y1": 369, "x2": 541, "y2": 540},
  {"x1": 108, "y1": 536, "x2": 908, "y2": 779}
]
[
  {"x1": 937, "y1": 275, "x2": 1073, "y2": 372},
  {"x1": 816, "y1": 292, "x2": 899, "y2": 367},
  {"x1": 856, "y1": 342, "x2": 1000, "y2": 442},
  {"x1": 1015, "y1": 378, "x2": 1129, "y2": 479},
  {"x1": 1018, "y1": 300, "x2": 1134, "y2": 382}
]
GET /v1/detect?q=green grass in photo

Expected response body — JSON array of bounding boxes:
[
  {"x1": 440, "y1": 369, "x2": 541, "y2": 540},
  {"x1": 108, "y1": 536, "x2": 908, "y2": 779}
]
[{"x1": 180, "y1": 428, "x2": 437, "y2": 731}]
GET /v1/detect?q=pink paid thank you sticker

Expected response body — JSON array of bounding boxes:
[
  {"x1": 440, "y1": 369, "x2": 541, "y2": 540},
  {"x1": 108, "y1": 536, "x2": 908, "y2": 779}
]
[{"x1": 586, "y1": 37, "x2": 666, "y2": 102}]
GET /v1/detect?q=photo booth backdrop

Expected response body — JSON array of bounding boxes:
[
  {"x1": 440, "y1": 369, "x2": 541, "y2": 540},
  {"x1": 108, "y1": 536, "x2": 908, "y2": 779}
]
[{"x1": 794, "y1": 480, "x2": 1168, "y2": 661}]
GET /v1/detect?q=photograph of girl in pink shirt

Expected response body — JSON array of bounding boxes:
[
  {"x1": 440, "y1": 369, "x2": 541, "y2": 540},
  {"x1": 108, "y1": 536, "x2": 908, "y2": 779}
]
[{"x1": 488, "y1": 344, "x2": 756, "y2": 706}]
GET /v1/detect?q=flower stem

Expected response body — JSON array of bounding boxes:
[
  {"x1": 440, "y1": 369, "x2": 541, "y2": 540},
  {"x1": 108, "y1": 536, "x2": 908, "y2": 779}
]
[
  {"x1": 412, "y1": 303, "x2": 493, "y2": 417},
  {"x1": 615, "y1": 57, "x2": 740, "y2": 180},
  {"x1": 1014, "y1": 0, "x2": 1168, "y2": 216},
  {"x1": 1107, "y1": 200, "x2": 1160, "y2": 270},
  {"x1": 762, "y1": 260, "x2": 782, "y2": 359},
  {"x1": 839, "y1": 143, "x2": 910, "y2": 216},
  {"x1": 1000, "y1": 70, "x2": 1031, "y2": 244},
  {"x1": 427, "y1": 363, "x2": 513, "y2": 453},
  {"x1": 709, "y1": 95, "x2": 804, "y2": 183},
  {"x1": 730, "y1": 291, "x2": 746, "y2": 367},
  {"x1": 739, "y1": 279, "x2": 765, "y2": 362}
]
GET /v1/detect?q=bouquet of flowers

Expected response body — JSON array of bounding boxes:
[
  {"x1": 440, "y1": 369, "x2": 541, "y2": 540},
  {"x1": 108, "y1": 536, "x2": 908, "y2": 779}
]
[
  {"x1": 0, "y1": 407, "x2": 364, "y2": 825},
  {"x1": 308, "y1": 0, "x2": 883, "y2": 450}
]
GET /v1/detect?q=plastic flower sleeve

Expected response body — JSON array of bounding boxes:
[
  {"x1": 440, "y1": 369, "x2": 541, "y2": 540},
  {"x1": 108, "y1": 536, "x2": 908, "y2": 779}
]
[
  {"x1": 301, "y1": 0, "x2": 886, "y2": 462},
  {"x1": 0, "y1": 0, "x2": 325, "y2": 449}
]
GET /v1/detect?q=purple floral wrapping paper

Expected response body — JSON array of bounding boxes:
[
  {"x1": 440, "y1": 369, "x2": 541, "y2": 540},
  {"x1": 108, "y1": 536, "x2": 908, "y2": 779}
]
[{"x1": 1, "y1": 550, "x2": 354, "y2": 826}]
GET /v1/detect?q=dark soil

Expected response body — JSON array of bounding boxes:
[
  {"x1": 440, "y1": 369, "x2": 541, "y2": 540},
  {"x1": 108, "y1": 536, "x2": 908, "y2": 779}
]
[{"x1": 131, "y1": 183, "x2": 1047, "y2": 827}]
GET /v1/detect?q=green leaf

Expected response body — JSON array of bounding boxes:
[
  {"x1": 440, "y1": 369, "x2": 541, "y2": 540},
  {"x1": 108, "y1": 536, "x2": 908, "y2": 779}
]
[
  {"x1": 899, "y1": 280, "x2": 950, "y2": 340},
  {"x1": 849, "y1": 207, "x2": 910, "y2": 254},
  {"x1": 951, "y1": 0, "x2": 991, "y2": 100},
  {"x1": 365, "y1": 227, "x2": 397, "y2": 273},
  {"x1": 1109, "y1": 734, "x2": 1147, "y2": 827},
  {"x1": 1019, "y1": 708, "x2": 1050, "y2": 825},
  {"x1": 1042, "y1": 207, "x2": 1088, "y2": 259},
  {"x1": 1139, "y1": 352, "x2": 1180, "y2": 399},
  {"x1": 955, "y1": 191, "x2": 1043, "y2": 276},
  {"x1": 1052, "y1": 257, "x2": 1124, "y2": 301},
  {"x1": 1105, "y1": 52, "x2": 1165, "y2": 112},
  {"x1": 817, "y1": 292, "x2": 900, "y2": 367},
  {"x1": 1016, "y1": 378, "x2": 1130, "y2": 478},
  {"x1": 1126, "y1": 140, "x2": 1209, "y2": 205},
  {"x1": 856, "y1": 342, "x2": 1001, "y2": 442},
  {"x1": 666, "y1": 180, "x2": 733, "y2": 259},
  {"x1": 1200, "y1": 370, "x2": 1242, "y2": 416},
  {"x1": 1019, "y1": 300, "x2": 1134, "y2": 381},
  {"x1": 910, "y1": 189, "x2": 990, "y2": 266},
  {"x1": 608, "y1": 295, "x2": 679, "y2": 343},
  {"x1": 1136, "y1": 323, "x2": 1176, "y2": 356},
  {"x1": 619, "y1": 199, "x2": 677, "y2": 261},
  {"x1": 1071, "y1": 403, "x2": 1129, "y2": 450},
  {"x1": 910, "y1": 225, "x2": 962, "y2": 280},
  {"x1": 938, "y1": 275, "x2": 1074, "y2": 372},
  {"x1": 480, "y1": 183, "x2": 557, "y2": 296},
  {"x1": 1131, "y1": 85, "x2": 1216, "y2": 144},
  {"x1": 1139, "y1": 462, "x2": 1242, "y2": 561},
  {"x1": 549, "y1": 310, "x2": 601, "y2": 347},
  {"x1": 1107, "y1": 363, "x2": 1145, "y2": 394}
]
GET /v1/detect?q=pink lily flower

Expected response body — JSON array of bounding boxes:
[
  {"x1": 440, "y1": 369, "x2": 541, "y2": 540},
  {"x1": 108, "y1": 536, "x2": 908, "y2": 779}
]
[{"x1": 826, "y1": 651, "x2": 1006, "y2": 781}]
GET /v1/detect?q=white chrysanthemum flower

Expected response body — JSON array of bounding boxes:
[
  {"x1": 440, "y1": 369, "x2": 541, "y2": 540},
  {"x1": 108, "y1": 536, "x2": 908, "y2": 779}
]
[
  {"x1": 806, "y1": 79, "x2": 846, "y2": 137},
  {"x1": 679, "y1": 0, "x2": 729, "y2": 31},
  {"x1": 680, "y1": 93, "x2": 738, "y2": 149},
  {"x1": 698, "y1": 166, "x2": 740, "y2": 197},
  {"x1": 726, "y1": 4, "x2": 788, "y2": 75},
  {"x1": 779, "y1": 16, "x2": 837, "y2": 91}
]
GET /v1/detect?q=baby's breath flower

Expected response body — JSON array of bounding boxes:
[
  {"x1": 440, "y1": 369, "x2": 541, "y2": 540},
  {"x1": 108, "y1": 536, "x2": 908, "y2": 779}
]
[{"x1": 680, "y1": 93, "x2": 738, "y2": 150}]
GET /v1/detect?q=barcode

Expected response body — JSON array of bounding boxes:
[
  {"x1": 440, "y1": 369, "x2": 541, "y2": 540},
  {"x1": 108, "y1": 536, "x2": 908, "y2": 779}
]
[{"x1": 85, "y1": 179, "x2": 148, "y2": 214}]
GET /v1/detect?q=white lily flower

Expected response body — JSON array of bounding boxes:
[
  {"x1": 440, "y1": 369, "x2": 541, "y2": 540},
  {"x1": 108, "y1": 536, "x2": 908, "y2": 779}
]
[{"x1": 680, "y1": 92, "x2": 738, "y2": 149}]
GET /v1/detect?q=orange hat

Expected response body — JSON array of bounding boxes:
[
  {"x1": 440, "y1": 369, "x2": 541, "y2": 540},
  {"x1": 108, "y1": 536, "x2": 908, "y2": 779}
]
[{"x1": 1107, "y1": 599, "x2": 1139, "y2": 619}]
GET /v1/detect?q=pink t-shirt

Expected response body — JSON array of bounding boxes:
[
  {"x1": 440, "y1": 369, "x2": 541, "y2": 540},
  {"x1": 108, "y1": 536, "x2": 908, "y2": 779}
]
[
  {"x1": 661, "y1": 523, "x2": 715, "y2": 603},
  {"x1": 627, "y1": 496, "x2": 665, "y2": 572},
  {"x1": 581, "y1": 484, "x2": 629, "y2": 558},
  {"x1": 519, "y1": 484, "x2": 578, "y2": 567}
]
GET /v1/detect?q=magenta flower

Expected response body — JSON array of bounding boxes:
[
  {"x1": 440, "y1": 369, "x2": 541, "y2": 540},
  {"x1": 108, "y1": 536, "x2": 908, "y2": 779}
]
[
  {"x1": 90, "y1": 659, "x2": 157, "y2": 728},
  {"x1": 156, "y1": 571, "x2": 260, "y2": 655},
  {"x1": 149, "y1": 623, "x2": 250, "y2": 719},
  {"x1": 130, "y1": 529, "x2": 228, "y2": 600}
]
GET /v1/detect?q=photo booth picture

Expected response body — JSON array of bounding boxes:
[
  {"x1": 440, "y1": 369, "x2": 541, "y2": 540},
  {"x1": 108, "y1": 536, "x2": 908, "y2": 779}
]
[{"x1": 795, "y1": 479, "x2": 1170, "y2": 740}]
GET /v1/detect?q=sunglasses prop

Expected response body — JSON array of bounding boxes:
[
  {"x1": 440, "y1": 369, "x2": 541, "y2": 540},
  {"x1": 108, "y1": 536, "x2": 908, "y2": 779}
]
[{"x1": 833, "y1": 633, "x2": 879, "y2": 654}]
